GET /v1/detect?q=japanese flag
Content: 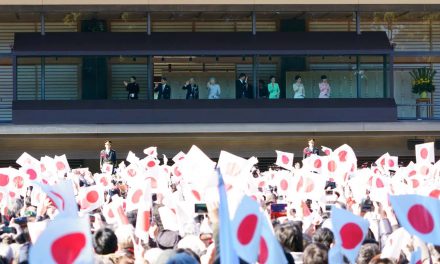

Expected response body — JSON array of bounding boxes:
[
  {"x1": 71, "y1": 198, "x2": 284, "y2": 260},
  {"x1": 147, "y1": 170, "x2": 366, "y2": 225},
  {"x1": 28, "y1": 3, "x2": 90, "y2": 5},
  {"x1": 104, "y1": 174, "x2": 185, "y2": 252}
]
[
  {"x1": 9, "y1": 168, "x2": 26, "y2": 196},
  {"x1": 0, "y1": 188, "x2": 9, "y2": 209},
  {"x1": 218, "y1": 150, "x2": 252, "y2": 185},
  {"x1": 258, "y1": 212, "x2": 287, "y2": 264},
  {"x1": 183, "y1": 183, "x2": 204, "y2": 203},
  {"x1": 386, "y1": 156, "x2": 399, "y2": 171},
  {"x1": 273, "y1": 170, "x2": 293, "y2": 196},
  {"x1": 19, "y1": 163, "x2": 42, "y2": 183},
  {"x1": 143, "y1": 146, "x2": 158, "y2": 158},
  {"x1": 275, "y1": 150, "x2": 294, "y2": 170},
  {"x1": 158, "y1": 206, "x2": 178, "y2": 232},
  {"x1": 107, "y1": 196, "x2": 129, "y2": 226},
  {"x1": 179, "y1": 145, "x2": 216, "y2": 186},
  {"x1": 29, "y1": 216, "x2": 94, "y2": 264},
  {"x1": 95, "y1": 173, "x2": 112, "y2": 189},
  {"x1": 16, "y1": 152, "x2": 39, "y2": 167},
  {"x1": 140, "y1": 156, "x2": 160, "y2": 171},
  {"x1": 321, "y1": 146, "x2": 333, "y2": 156},
  {"x1": 415, "y1": 142, "x2": 435, "y2": 165},
  {"x1": 376, "y1": 153, "x2": 390, "y2": 171},
  {"x1": 123, "y1": 164, "x2": 141, "y2": 183},
  {"x1": 410, "y1": 248, "x2": 422, "y2": 264},
  {"x1": 293, "y1": 171, "x2": 326, "y2": 201},
  {"x1": 78, "y1": 185, "x2": 104, "y2": 214},
  {"x1": 389, "y1": 194, "x2": 440, "y2": 245},
  {"x1": 135, "y1": 187, "x2": 153, "y2": 239},
  {"x1": 126, "y1": 151, "x2": 140, "y2": 165},
  {"x1": 37, "y1": 180, "x2": 78, "y2": 218},
  {"x1": 302, "y1": 154, "x2": 323, "y2": 174},
  {"x1": 101, "y1": 163, "x2": 113, "y2": 175},
  {"x1": 172, "y1": 151, "x2": 186, "y2": 163},
  {"x1": 53, "y1": 155, "x2": 70, "y2": 174},
  {"x1": 331, "y1": 207, "x2": 369, "y2": 263},
  {"x1": 231, "y1": 195, "x2": 262, "y2": 263},
  {"x1": 0, "y1": 168, "x2": 12, "y2": 189},
  {"x1": 126, "y1": 182, "x2": 151, "y2": 212}
]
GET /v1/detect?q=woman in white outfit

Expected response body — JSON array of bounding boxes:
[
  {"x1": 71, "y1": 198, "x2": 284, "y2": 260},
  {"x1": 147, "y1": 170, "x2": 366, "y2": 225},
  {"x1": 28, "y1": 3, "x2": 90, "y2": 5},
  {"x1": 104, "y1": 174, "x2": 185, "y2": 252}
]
[
  {"x1": 207, "y1": 77, "x2": 221, "y2": 99},
  {"x1": 292, "y1": 75, "x2": 305, "y2": 99}
]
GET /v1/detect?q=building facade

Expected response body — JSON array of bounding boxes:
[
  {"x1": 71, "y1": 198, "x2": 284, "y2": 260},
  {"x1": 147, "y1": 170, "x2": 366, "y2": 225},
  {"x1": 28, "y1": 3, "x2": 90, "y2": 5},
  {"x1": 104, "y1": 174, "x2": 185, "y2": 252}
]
[{"x1": 0, "y1": 2, "x2": 439, "y2": 169}]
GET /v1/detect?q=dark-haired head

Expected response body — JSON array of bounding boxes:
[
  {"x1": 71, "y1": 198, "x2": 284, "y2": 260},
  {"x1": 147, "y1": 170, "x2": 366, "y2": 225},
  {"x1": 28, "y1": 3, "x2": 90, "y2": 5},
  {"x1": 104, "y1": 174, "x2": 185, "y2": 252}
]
[
  {"x1": 321, "y1": 75, "x2": 327, "y2": 80},
  {"x1": 295, "y1": 75, "x2": 301, "y2": 81}
]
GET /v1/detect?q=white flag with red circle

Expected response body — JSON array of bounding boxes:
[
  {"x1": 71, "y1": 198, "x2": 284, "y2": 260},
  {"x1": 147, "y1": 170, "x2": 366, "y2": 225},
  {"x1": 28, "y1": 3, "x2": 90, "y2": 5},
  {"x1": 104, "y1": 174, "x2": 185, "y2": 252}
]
[
  {"x1": 143, "y1": 146, "x2": 158, "y2": 158},
  {"x1": 258, "y1": 211, "x2": 287, "y2": 264},
  {"x1": 37, "y1": 179, "x2": 78, "y2": 218},
  {"x1": 95, "y1": 173, "x2": 112, "y2": 190},
  {"x1": 389, "y1": 194, "x2": 440, "y2": 245},
  {"x1": 122, "y1": 163, "x2": 142, "y2": 183},
  {"x1": 106, "y1": 196, "x2": 129, "y2": 226},
  {"x1": 293, "y1": 171, "x2": 326, "y2": 201},
  {"x1": 380, "y1": 227, "x2": 412, "y2": 260},
  {"x1": 331, "y1": 206, "x2": 369, "y2": 263},
  {"x1": 9, "y1": 168, "x2": 27, "y2": 197},
  {"x1": 19, "y1": 163, "x2": 42, "y2": 183},
  {"x1": 126, "y1": 181, "x2": 151, "y2": 212},
  {"x1": 302, "y1": 154, "x2": 323, "y2": 174},
  {"x1": 275, "y1": 150, "x2": 294, "y2": 170},
  {"x1": 375, "y1": 153, "x2": 390, "y2": 172},
  {"x1": 273, "y1": 170, "x2": 293, "y2": 196},
  {"x1": 53, "y1": 155, "x2": 70, "y2": 175},
  {"x1": 321, "y1": 146, "x2": 333, "y2": 156},
  {"x1": 231, "y1": 195, "x2": 262, "y2": 263},
  {"x1": 158, "y1": 206, "x2": 179, "y2": 232},
  {"x1": 386, "y1": 156, "x2": 399, "y2": 171},
  {"x1": 16, "y1": 152, "x2": 39, "y2": 167},
  {"x1": 78, "y1": 185, "x2": 105, "y2": 214},
  {"x1": 29, "y1": 216, "x2": 94, "y2": 264},
  {"x1": 140, "y1": 156, "x2": 160, "y2": 171},
  {"x1": 0, "y1": 168, "x2": 12, "y2": 190},
  {"x1": 415, "y1": 142, "x2": 435, "y2": 165},
  {"x1": 172, "y1": 151, "x2": 186, "y2": 163},
  {"x1": 179, "y1": 145, "x2": 216, "y2": 186},
  {"x1": 100, "y1": 163, "x2": 113, "y2": 175}
]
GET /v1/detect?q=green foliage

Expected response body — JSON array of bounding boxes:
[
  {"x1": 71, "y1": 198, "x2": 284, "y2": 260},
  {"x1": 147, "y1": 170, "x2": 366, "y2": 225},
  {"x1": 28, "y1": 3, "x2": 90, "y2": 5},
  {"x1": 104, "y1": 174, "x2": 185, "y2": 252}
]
[{"x1": 410, "y1": 67, "x2": 437, "y2": 94}]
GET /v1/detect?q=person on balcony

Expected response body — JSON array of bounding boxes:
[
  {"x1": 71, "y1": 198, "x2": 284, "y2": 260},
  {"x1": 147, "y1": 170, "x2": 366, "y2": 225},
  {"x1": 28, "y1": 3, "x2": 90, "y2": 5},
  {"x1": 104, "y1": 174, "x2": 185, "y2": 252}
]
[
  {"x1": 207, "y1": 77, "x2": 221, "y2": 99},
  {"x1": 318, "y1": 75, "x2": 331, "y2": 99},
  {"x1": 292, "y1": 75, "x2": 305, "y2": 99},
  {"x1": 268, "y1": 76, "x2": 280, "y2": 99},
  {"x1": 235, "y1": 73, "x2": 252, "y2": 99},
  {"x1": 258, "y1": 80, "x2": 268, "y2": 98},
  {"x1": 123, "y1": 76, "x2": 139, "y2": 100},
  {"x1": 182, "y1": 78, "x2": 199, "y2": 100},
  {"x1": 154, "y1": 77, "x2": 171, "y2": 100}
]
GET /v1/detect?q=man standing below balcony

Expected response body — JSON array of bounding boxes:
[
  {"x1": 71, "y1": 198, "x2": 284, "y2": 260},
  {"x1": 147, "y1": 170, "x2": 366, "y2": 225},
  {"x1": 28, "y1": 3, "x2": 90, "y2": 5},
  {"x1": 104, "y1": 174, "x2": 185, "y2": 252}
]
[
  {"x1": 154, "y1": 77, "x2": 171, "y2": 100},
  {"x1": 303, "y1": 138, "x2": 320, "y2": 160},
  {"x1": 182, "y1": 77, "x2": 199, "y2": 100},
  {"x1": 123, "y1": 76, "x2": 140, "y2": 100},
  {"x1": 100, "y1": 140, "x2": 117, "y2": 173},
  {"x1": 236, "y1": 73, "x2": 252, "y2": 99}
]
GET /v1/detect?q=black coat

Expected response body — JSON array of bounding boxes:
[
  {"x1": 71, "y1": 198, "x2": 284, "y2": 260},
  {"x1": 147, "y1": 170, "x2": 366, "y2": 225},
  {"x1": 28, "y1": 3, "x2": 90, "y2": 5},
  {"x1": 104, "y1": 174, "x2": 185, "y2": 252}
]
[
  {"x1": 182, "y1": 84, "x2": 199, "y2": 99},
  {"x1": 126, "y1": 82, "x2": 140, "y2": 99},
  {"x1": 154, "y1": 84, "x2": 171, "y2": 100},
  {"x1": 100, "y1": 149, "x2": 117, "y2": 168},
  {"x1": 235, "y1": 79, "x2": 253, "y2": 99},
  {"x1": 303, "y1": 147, "x2": 320, "y2": 159}
]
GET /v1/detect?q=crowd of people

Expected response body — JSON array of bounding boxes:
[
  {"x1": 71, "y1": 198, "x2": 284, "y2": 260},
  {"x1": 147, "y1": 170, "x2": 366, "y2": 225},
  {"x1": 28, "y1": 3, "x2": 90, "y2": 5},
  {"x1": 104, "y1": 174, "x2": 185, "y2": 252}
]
[
  {"x1": 0, "y1": 139, "x2": 438, "y2": 264},
  {"x1": 123, "y1": 74, "x2": 331, "y2": 100}
]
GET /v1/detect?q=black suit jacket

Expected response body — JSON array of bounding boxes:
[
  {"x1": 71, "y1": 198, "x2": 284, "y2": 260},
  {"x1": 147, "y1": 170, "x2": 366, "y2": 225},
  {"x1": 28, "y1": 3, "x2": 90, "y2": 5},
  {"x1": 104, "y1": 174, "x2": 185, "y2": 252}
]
[
  {"x1": 235, "y1": 79, "x2": 252, "y2": 99},
  {"x1": 100, "y1": 149, "x2": 117, "y2": 168},
  {"x1": 303, "y1": 147, "x2": 320, "y2": 160},
  {"x1": 182, "y1": 84, "x2": 199, "y2": 99},
  {"x1": 154, "y1": 84, "x2": 171, "y2": 100}
]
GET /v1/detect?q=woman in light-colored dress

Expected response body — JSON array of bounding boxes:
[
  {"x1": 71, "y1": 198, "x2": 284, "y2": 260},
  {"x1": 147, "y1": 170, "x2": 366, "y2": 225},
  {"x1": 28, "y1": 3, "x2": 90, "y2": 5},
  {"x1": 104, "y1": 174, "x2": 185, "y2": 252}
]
[
  {"x1": 207, "y1": 77, "x2": 221, "y2": 99},
  {"x1": 292, "y1": 75, "x2": 305, "y2": 99},
  {"x1": 318, "y1": 75, "x2": 331, "y2": 98}
]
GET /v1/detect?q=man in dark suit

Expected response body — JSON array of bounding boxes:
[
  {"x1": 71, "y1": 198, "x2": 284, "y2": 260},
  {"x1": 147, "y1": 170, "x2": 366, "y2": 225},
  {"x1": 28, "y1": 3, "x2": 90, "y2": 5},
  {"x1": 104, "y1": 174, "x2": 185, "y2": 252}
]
[
  {"x1": 235, "y1": 73, "x2": 252, "y2": 99},
  {"x1": 154, "y1": 77, "x2": 171, "y2": 100},
  {"x1": 100, "y1": 140, "x2": 117, "y2": 173},
  {"x1": 124, "y1": 76, "x2": 140, "y2": 100},
  {"x1": 182, "y1": 77, "x2": 199, "y2": 99},
  {"x1": 303, "y1": 138, "x2": 320, "y2": 159}
]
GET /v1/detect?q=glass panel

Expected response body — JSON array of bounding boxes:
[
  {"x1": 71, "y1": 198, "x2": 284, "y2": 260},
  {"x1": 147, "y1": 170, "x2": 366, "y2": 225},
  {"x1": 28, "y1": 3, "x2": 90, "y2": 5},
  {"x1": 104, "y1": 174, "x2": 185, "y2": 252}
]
[{"x1": 359, "y1": 56, "x2": 385, "y2": 98}]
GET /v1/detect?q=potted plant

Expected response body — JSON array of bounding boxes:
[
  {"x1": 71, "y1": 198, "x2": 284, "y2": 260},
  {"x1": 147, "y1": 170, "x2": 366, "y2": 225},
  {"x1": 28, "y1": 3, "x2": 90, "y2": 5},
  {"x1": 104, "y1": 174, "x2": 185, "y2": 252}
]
[{"x1": 410, "y1": 67, "x2": 437, "y2": 98}]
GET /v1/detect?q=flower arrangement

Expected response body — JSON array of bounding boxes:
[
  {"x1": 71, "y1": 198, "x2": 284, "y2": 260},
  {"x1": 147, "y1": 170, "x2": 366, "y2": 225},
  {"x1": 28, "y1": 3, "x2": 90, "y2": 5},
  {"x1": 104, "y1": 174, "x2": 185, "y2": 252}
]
[{"x1": 410, "y1": 67, "x2": 437, "y2": 95}]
